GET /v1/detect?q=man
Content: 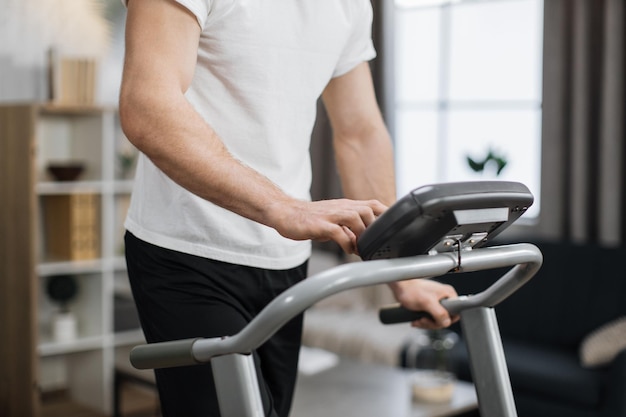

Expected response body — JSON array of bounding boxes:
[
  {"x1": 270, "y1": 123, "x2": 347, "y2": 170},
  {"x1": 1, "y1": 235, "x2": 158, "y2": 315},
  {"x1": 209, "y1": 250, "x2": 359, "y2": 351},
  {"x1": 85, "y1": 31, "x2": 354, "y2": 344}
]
[{"x1": 119, "y1": 1, "x2": 458, "y2": 416}]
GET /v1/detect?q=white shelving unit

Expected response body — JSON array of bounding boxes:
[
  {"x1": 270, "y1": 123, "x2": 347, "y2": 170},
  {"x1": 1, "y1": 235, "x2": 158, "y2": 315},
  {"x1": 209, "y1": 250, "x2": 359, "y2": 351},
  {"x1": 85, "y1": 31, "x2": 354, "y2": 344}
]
[{"x1": 1, "y1": 103, "x2": 143, "y2": 415}]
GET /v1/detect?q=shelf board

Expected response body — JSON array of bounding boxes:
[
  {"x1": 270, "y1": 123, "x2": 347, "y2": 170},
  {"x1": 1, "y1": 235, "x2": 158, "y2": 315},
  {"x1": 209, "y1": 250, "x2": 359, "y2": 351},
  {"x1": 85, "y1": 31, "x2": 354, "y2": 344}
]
[
  {"x1": 39, "y1": 335, "x2": 105, "y2": 357},
  {"x1": 36, "y1": 180, "x2": 134, "y2": 195},
  {"x1": 38, "y1": 257, "x2": 127, "y2": 277},
  {"x1": 37, "y1": 181, "x2": 105, "y2": 195},
  {"x1": 40, "y1": 103, "x2": 113, "y2": 116},
  {"x1": 38, "y1": 259, "x2": 105, "y2": 277},
  {"x1": 114, "y1": 180, "x2": 134, "y2": 194}
]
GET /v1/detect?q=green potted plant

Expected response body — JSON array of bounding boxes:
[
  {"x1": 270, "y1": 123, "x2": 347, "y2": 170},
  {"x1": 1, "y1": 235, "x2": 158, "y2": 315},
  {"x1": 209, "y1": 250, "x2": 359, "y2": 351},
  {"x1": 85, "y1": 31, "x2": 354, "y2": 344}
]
[
  {"x1": 467, "y1": 147, "x2": 508, "y2": 177},
  {"x1": 46, "y1": 274, "x2": 79, "y2": 343},
  {"x1": 117, "y1": 144, "x2": 138, "y2": 180}
]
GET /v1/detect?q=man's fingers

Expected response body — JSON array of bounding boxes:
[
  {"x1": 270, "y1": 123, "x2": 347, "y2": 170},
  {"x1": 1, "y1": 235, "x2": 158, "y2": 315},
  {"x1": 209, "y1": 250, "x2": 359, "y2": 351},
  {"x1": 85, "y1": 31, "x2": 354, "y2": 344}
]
[
  {"x1": 334, "y1": 200, "x2": 383, "y2": 236},
  {"x1": 334, "y1": 225, "x2": 357, "y2": 254},
  {"x1": 367, "y1": 199, "x2": 388, "y2": 217},
  {"x1": 389, "y1": 279, "x2": 459, "y2": 330},
  {"x1": 342, "y1": 225, "x2": 358, "y2": 254},
  {"x1": 335, "y1": 210, "x2": 367, "y2": 236},
  {"x1": 314, "y1": 223, "x2": 357, "y2": 254},
  {"x1": 275, "y1": 198, "x2": 387, "y2": 254},
  {"x1": 358, "y1": 199, "x2": 386, "y2": 226},
  {"x1": 411, "y1": 305, "x2": 451, "y2": 329}
]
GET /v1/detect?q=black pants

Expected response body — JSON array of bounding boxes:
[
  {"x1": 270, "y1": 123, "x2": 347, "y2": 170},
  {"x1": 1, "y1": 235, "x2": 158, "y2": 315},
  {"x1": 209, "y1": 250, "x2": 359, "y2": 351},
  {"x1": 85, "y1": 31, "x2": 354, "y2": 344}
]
[{"x1": 125, "y1": 232, "x2": 307, "y2": 417}]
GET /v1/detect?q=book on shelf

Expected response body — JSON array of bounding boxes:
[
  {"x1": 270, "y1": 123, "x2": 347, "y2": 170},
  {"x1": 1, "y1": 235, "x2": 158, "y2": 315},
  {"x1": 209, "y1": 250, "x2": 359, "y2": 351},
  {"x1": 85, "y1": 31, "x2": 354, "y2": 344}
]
[
  {"x1": 43, "y1": 194, "x2": 101, "y2": 261},
  {"x1": 49, "y1": 50, "x2": 97, "y2": 106}
]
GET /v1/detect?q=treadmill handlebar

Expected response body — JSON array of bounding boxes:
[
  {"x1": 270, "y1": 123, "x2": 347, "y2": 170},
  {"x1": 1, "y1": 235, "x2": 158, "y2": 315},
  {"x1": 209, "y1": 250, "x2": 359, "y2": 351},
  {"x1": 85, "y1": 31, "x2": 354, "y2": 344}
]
[
  {"x1": 379, "y1": 257, "x2": 543, "y2": 324},
  {"x1": 379, "y1": 307, "x2": 434, "y2": 324},
  {"x1": 131, "y1": 338, "x2": 202, "y2": 370},
  {"x1": 130, "y1": 243, "x2": 542, "y2": 370}
]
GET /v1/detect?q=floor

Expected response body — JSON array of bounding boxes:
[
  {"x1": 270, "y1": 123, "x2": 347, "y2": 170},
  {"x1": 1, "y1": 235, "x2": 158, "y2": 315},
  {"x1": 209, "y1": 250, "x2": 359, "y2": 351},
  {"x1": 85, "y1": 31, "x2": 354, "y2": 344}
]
[
  {"x1": 41, "y1": 386, "x2": 160, "y2": 417},
  {"x1": 40, "y1": 387, "x2": 481, "y2": 417}
]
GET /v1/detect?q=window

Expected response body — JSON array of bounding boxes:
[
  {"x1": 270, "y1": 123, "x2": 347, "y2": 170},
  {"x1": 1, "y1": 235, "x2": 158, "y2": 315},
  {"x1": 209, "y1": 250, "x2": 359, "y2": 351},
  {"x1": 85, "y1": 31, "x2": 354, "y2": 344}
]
[{"x1": 393, "y1": 0, "x2": 544, "y2": 217}]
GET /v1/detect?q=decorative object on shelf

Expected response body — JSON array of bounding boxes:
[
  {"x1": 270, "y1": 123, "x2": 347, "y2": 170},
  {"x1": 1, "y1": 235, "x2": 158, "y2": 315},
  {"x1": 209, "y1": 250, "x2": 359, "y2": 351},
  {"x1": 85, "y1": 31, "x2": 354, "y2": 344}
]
[
  {"x1": 46, "y1": 274, "x2": 79, "y2": 343},
  {"x1": 42, "y1": 0, "x2": 112, "y2": 105},
  {"x1": 49, "y1": 52, "x2": 99, "y2": 106},
  {"x1": 42, "y1": 193, "x2": 100, "y2": 261},
  {"x1": 46, "y1": 161, "x2": 86, "y2": 182},
  {"x1": 117, "y1": 145, "x2": 138, "y2": 180},
  {"x1": 1, "y1": 0, "x2": 111, "y2": 103},
  {"x1": 467, "y1": 147, "x2": 508, "y2": 177}
]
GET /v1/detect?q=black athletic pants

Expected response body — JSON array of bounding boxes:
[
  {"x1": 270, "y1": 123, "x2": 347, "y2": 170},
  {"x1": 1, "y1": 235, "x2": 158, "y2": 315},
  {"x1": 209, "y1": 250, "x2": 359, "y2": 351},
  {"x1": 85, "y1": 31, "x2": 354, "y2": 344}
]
[{"x1": 125, "y1": 232, "x2": 307, "y2": 417}]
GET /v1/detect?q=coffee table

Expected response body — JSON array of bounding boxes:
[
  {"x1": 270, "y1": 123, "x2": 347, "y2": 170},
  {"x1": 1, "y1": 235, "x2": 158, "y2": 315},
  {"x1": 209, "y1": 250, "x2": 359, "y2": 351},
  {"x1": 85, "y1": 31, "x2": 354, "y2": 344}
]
[{"x1": 291, "y1": 356, "x2": 477, "y2": 417}]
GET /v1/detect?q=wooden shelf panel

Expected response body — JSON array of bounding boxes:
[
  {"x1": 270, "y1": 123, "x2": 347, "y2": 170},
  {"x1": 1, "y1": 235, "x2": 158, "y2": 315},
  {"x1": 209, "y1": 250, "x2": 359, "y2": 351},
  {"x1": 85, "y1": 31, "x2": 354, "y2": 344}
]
[{"x1": 2, "y1": 102, "x2": 133, "y2": 416}]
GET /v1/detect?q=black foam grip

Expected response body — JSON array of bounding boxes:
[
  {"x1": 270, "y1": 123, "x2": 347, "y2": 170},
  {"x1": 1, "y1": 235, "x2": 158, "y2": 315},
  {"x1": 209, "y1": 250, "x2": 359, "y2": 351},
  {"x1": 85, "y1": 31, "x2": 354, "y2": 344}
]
[{"x1": 379, "y1": 304, "x2": 434, "y2": 324}]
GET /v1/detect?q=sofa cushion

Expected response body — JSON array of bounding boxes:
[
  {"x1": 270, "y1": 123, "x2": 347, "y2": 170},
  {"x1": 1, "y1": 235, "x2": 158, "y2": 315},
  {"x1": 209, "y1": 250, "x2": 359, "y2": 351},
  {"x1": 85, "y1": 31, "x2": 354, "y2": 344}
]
[
  {"x1": 580, "y1": 316, "x2": 626, "y2": 368},
  {"x1": 450, "y1": 340, "x2": 606, "y2": 408}
]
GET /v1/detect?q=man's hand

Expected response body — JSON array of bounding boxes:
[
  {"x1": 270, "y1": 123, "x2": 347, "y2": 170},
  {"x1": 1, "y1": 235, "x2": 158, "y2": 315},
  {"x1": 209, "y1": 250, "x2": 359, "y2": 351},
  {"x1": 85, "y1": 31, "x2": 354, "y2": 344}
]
[
  {"x1": 389, "y1": 279, "x2": 459, "y2": 329},
  {"x1": 269, "y1": 198, "x2": 387, "y2": 255}
]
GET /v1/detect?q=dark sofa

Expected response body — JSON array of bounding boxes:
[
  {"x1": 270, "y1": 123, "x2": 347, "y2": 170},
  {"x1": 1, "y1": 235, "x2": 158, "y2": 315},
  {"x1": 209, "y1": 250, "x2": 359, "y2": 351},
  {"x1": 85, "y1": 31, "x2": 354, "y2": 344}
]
[{"x1": 424, "y1": 240, "x2": 626, "y2": 417}]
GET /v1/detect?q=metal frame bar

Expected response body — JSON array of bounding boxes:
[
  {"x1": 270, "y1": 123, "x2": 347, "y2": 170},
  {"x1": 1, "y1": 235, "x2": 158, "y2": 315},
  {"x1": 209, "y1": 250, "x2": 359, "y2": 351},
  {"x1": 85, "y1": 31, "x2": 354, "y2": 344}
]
[
  {"x1": 130, "y1": 243, "x2": 542, "y2": 417},
  {"x1": 461, "y1": 307, "x2": 517, "y2": 417},
  {"x1": 211, "y1": 354, "x2": 264, "y2": 417}
]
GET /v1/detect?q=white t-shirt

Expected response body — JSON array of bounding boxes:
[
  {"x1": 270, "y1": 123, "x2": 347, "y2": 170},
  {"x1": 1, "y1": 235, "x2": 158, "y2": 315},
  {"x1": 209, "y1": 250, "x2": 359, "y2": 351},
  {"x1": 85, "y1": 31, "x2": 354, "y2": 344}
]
[{"x1": 124, "y1": 0, "x2": 377, "y2": 269}]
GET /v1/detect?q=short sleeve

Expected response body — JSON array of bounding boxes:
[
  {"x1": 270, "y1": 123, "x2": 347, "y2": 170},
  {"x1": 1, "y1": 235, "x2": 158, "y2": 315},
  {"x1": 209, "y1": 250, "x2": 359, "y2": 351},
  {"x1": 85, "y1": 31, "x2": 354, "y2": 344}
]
[
  {"x1": 120, "y1": 0, "x2": 211, "y2": 29},
  {"x1": 333, "y1": 0, "x2": 377, "y2": 78},
  {"x1": 173, "y1": 0, "x2": 211, "y2": 28}
]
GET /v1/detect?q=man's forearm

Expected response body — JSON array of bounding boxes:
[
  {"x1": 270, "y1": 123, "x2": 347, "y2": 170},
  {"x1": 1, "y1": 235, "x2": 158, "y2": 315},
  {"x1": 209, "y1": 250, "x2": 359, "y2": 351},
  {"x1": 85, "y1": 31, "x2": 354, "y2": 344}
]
[
  {"x1": 120, "y1": 89, "x2": 292, "y2": 229},
  {"x1": 321, "y1": 62, "x2": 396, "y2": 207},
  {"x1": 333, "y1": 126, "x2": 396, "y2": 206}
]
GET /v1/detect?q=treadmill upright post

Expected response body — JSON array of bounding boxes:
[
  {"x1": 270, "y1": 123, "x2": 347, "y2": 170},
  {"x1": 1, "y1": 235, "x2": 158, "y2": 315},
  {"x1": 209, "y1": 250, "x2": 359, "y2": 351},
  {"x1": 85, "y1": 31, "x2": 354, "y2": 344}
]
[
  {"x1": 461, "y1": 306, "x2": 517, "y2": 417},
  {"x1": 211, "y1": 353, "x2": 264, "y2": 417}
]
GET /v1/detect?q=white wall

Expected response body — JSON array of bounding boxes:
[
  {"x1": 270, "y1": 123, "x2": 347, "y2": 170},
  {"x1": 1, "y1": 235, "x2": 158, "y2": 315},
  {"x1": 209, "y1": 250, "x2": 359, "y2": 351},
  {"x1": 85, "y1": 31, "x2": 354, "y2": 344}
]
[{"x1": 0, "y1": 0, "x2": 124, "y2": 105}]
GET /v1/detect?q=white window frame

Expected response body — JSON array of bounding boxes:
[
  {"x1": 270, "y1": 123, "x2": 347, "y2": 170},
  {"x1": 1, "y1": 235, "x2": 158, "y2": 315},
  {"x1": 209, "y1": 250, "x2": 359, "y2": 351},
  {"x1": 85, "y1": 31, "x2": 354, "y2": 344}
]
[{"x1": 390, "y1": 0, "x2": 544, "y2": 219}]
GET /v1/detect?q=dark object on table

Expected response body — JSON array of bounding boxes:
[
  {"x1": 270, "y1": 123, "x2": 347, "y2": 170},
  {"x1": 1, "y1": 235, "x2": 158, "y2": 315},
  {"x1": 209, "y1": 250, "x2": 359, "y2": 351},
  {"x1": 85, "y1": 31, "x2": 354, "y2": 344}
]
[{"x1": 47, "y1": 162, "x2": 85, "y2": 181}]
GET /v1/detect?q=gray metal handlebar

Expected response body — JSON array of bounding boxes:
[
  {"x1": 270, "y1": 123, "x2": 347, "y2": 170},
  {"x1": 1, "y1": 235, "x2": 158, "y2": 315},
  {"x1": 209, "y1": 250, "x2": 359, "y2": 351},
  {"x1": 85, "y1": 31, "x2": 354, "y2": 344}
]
[
  {"x1": 379, "y1": 259, "x2": 542, "y2": 323},
  {"x1": 130, "y1": 243, "x2": 542, "y2": 370}
]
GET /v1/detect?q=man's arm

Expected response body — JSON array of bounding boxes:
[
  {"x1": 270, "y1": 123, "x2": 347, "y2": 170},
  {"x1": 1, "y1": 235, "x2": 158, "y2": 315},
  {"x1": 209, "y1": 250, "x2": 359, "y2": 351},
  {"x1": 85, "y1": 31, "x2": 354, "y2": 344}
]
[
  {"x1": 322, "y1": 63, "x2": 396, "y2": 206},
  {"x1": 119, "y1": 0, "x2": 384, "y2": 254},
  {"x1": 322, "y1": 63, "x2": 458, "y2": 329}
]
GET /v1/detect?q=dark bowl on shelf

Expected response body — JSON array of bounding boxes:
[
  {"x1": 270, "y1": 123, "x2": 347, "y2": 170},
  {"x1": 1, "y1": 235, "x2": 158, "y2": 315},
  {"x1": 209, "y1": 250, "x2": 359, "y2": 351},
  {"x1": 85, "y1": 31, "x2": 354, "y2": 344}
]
[{"x1": 47, "y1": 163, "x2": 85, "y2": 182}]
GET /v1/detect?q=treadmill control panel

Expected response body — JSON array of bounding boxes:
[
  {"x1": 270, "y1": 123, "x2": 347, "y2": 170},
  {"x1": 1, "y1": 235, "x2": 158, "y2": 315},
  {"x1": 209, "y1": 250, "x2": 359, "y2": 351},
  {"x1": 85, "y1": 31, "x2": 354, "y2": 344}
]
[{"x1": 357, "y1": 181, "x2": 533, "y2": 260}]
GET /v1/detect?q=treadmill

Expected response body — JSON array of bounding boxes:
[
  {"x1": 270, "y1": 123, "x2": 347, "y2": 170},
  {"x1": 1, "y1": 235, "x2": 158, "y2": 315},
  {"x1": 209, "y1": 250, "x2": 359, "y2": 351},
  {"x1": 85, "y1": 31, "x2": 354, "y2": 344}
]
[{"x1": 129, "y1": 180, "x2": 543, "y2": 417}]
